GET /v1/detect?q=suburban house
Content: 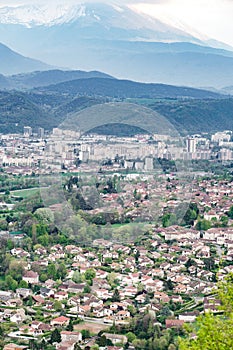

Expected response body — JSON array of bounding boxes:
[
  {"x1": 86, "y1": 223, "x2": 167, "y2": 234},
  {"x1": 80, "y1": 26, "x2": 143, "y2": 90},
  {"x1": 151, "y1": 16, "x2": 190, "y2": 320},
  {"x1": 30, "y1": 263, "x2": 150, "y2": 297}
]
[
  {"x1": 61, "y1": 331, "x2": 82, "y2": 343},
  {"x1": 22, "y1": 271, "x2": 39, "y2": 284},
  {"x1": 51, "y1": 316, "x2": 70, "y2": 327},
  {"x1": 165, "y1": 319, "x2": 185, "y2": 329},
  {"x1": 102, "y1": 333, "x2": 127, "y2": 345},
  {"x1": 4, "y1": 344, "x2": 28, "y2": 350}
]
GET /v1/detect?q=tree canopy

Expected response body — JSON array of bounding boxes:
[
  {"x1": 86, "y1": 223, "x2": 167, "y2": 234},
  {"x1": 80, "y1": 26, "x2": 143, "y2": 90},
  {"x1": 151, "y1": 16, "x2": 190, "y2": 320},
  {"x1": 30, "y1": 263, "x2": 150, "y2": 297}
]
[{"x1": 179, "y1": 273, "x2": 233, "y2": 350}]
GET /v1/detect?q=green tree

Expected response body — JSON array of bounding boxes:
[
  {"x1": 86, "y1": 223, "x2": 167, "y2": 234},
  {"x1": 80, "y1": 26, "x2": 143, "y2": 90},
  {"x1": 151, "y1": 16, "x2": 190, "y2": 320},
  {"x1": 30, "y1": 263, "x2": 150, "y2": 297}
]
[
  {"x1": 31, "y1": 223, "x2": 37, "y2": 245},
  {"x1": 27, "y1": 295, "x2": 33, "y2": 307},
  {"x1": 162, "y1": 213, "x2": 171, "y2": 228},
  {"x1": 179, "y1": 273, "x2": 233, "y2": 349},
  {"x1": 204, "y1": 257, "x2": 215, "y2": 271},
  {"x1": 47, "y1": 263, "x2": 57, "y2": 279},
  {"x1": 162, "y1": 213, "x2": 176, "y2": 228},
  {"x1": 128, "y1": 305, "x2": 137, "y2": 316},
  {"x1": 66, "y1": 319, "x2": 74, "y2": 331},
  {"x1": 96, "y1": 335, "x2": 108, "y2": 347},
  {"x1": 133, "y1": 189, "x2": 141, "y2": 201},
  {"x1": 90, "y1": 345, "x2": 99, "y2": 350},
  {"x1": 57, "y1": 263, "x2": 67, "y2": 280},
  {"x1": 40, "y1": 339, "x2": 46, "y2": 349},
  {"x1": 196, "y1": 219, "x2": 211, "y2": 231},
  {"x1": 39, "y1": 273, "x2": 48, "y2": 283},
  {"x1": 5, "y1": 275, "x2": 18, "y2": 291},
  {"x1": 0, "y1": 219, "x2": 8, "y2": 231},
  {"x1": 38, "y1": 233, "x2": 49, "y2": 247},
  {"x1": 112, "y1": 288, "x2": 120, "y2": 302},
  {"x1": 83, "y1": 284, "x2": 91, "y2": 293},
  {"x1": 132, "y1": 338, "x2": 147, "y2": 349},
  {"x1": 29, "y1": 339, "x2": 38, "y2": 350},
  {"x1": 135, "y1": 249, "x2": 140, "y2": 263},
  {"x1": 18, "y1": 279, "x2": 28, "y2": 288},
  {"x1": 81, "y1": 329, "x2": 90, "y2": 339},
  {"x1": 35, "y1": 207, "x2": 54, "y2": 224},
  {"x1": 7, "y1": 260, "x2": 25, "y2": 282},
  {"x1": 164, "y1": 279, "x2": 174, "y2": 291},
  {"x1": 50, "y1": 328, "x2": 61, "y2": 344},
  {"x1": 84, "y1": 268, "x2": 96, "y2": 282},
  {"x1": 218, "y1": 273, "x2": 233, "y2": 315},
  {"x1": 183, "y1": 203, "x2": 199, "y2": 226},
  {"x1": 72, "y1": 271, "x2": 82, "y2": 283},
  {"x1": 220, "y1": 215, "x2": 229, "y2": 227},
  {"x1": 6, "y1": 239, "x2": 14, "y2": 250},
  {"x1": 126, "y1": 332, "x2": 137, "y2": 343},
  {"x1": 104, "y1": 257, "x2": 112, "y2": 265},
  {"x1": 53, "y1": 300, "x2": 63, "y2": 312},
  {"x1": 228, "y1": 205, "x2": 233, "y2": 219},
  {"x1": 179, "y1": 313, "x2": 233, "y2": 350},
  {"x1": 107, "y1": 272, "x2": 118, "y2": 287}
]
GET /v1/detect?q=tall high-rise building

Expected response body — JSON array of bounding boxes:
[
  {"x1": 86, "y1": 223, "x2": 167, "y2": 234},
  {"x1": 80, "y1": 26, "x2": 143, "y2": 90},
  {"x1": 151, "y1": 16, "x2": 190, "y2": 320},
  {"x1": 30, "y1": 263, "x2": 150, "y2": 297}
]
[
  {"x1": 186, "y1": 138, "x2": 197, "y2": 153},
  {"x1": 144, "y1": 157, "x2": 154, "y2": 171},
  {"x1": 24, "y1": 126, "x2": 32, "y2": 137},
  {"x1": 38, "y1": 127, "x2": 45, "y2": 139}
]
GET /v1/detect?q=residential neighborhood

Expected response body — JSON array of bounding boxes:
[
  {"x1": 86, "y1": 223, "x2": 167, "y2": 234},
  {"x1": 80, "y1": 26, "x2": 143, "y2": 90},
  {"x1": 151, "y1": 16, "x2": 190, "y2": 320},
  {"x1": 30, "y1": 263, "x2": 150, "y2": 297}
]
[
  {"x1": 0, "y1": 128, "x2": 232, "y2": 349},
  {"x1": 0, "y1": 212, "x2": 233, "y2": 349}
]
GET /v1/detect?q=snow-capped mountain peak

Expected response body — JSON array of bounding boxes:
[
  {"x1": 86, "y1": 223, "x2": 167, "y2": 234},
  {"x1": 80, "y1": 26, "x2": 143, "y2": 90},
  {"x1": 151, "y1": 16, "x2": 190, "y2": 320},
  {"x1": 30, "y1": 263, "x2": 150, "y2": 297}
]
[
  {"x1": 0, "y1": 2, "x2": 232, "y2": 89},
  {"x1": 0, "y1": 2, "x2": 188, "y2": 33},
  {"x1": 0, "y1": 2, "x2": 209, "y2": 48},
  {"x1": 0, "y1": 1, "x2": 229, "y2": 50},
  {"x1": 0, "y1": 3, "x2": 87, "y2": 27}
]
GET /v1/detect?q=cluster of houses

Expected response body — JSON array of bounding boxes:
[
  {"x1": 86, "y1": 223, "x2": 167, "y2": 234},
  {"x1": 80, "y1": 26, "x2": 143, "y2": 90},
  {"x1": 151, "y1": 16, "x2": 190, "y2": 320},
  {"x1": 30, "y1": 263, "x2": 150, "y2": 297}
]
[
  {"x1": 2, "y1": 214, "x2": 232, "y2": 349},
  {"x1": 1, "y1": 163, "x2": 233, "y2": 349}
]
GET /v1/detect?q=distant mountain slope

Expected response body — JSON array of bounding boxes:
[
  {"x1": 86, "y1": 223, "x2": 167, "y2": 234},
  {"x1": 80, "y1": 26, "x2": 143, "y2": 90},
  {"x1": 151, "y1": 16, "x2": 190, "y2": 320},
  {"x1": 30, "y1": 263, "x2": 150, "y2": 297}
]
[
  {"x1": 117, "y1": 50, "x2": 233, "y2": 89},
  {"x1": 0, "y1": 73, "x2": 11, "y2": 89},
  {"x1": 0, "y1": 91, "x2": 105, "y2": 134},
  {"x1": 39, "y1": 77, "x2": 224, "y2": 99},
  {"x1": 148, "y1": 99, "x2": 233, "y2": 135},
  {"x1": 0, "y1": 89, "x2": 233, "y2": 135},
  {"x1": 222, "y1": 85, "x2": 233, "y2": 95},
  {"x1": 0, "y1": 91, "x2": 56, "y2": 133},
  {"x1": 0, "y1": 3, "x2": 233, "y2": 88},
  {"x1": 0, "y1": 42, "x2": 52, "y2": 75},
  {"x1": 8, "y1": 69, "x2": 114, "y2": 89},
  {"x1": 53, "y1": 96, "x2": 109, "y2": 117},
  {"x1": 52, "y1": 94, "x2": 233, "y2": 136},
  {"x1": 0, "y1": 3, "x2": 203, "y2": 43},
  {"x1": 56, "y1": 97, "x2": 233, "y2": 136}
]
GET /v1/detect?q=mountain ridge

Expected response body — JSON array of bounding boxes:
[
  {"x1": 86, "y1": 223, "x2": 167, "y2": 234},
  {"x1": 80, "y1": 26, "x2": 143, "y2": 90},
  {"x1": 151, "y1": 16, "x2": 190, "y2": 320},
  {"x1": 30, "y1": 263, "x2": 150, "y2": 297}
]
[
  {"x1": 6, "y1": 69, "x2": 114, "y2": 89},
  {"x1": 0, "y1": 89, "x2": 233, "y2": 136},
  {"x1": 0, "y1": 3, "x2": 233, "y2": 88},
  {"x1": 0, "y1": 42, "x2": 53, "y2": 75},
  {"x1": 37, "y1": 77, "x2": 225, "y2": 100}
]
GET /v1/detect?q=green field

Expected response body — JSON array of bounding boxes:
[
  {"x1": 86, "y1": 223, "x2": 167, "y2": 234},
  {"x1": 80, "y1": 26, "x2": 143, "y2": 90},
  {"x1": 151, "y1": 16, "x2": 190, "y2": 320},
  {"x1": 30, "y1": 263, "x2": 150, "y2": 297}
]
[{"x1": 11, "y1": 187, "x2": 40, "y2": 199}]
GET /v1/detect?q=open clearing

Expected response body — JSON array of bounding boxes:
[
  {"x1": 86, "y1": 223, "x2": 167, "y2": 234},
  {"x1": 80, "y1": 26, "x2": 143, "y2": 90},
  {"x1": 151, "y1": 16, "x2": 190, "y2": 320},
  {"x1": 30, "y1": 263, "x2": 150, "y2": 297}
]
[
  {"x1": 74, "y1": 321, "x2": 109, "y2": 334},
  {"x1": 11, "y1": 187, "x2": 40, "y2": 198}
]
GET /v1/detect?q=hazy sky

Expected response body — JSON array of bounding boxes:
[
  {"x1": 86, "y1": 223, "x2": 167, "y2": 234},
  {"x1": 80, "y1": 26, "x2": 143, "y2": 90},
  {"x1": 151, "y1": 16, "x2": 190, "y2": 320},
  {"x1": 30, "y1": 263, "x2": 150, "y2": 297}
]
[
  {"x1": 0, "y1": 0, "x2": 233, "y2": 47},
  {"x1": 134, "y1": 0, "x2": 233, "y2": 47}
]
